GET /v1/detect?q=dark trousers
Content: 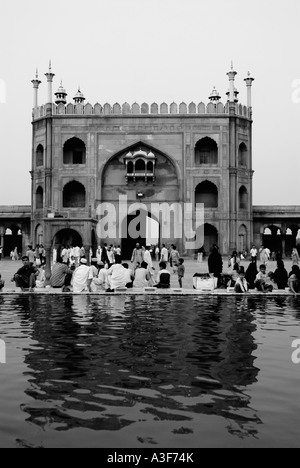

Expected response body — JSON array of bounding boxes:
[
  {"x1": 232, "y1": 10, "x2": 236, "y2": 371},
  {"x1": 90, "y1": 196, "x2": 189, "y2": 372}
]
[{"x1": 15, "y1": 274, "x2": 36, "y2": 289}]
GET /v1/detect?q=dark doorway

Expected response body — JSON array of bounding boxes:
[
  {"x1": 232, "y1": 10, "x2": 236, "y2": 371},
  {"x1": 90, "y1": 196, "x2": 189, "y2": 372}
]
[
  {"x1": 53, "y1": 229, "x2": 83, "y2": 262},
  {"x1": 4, "y1": 226, "x2": 23, "y2": 257},
  {"x1": 121, "y1": 211, "x2": 160, "y2": 260}
]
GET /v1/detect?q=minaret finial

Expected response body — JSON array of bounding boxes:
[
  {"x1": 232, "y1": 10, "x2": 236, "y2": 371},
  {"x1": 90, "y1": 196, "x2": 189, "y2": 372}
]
[{"x1": 231, "y1": 60, "x2": 233, "y2": 70}]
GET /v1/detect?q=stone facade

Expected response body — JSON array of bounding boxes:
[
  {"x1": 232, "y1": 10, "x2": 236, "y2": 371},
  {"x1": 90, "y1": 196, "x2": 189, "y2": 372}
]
[{"x1": 30, "y1": 96, "x2": 253, "y2": 268}]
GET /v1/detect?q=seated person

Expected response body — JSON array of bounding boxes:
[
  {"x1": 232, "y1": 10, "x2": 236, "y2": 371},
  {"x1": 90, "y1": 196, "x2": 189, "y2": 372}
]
[
  {"x1": 154, "y1": 262, "x2": 171, "y2": 289},
  {"x1": 0, "y1": 274, "x2": 5, "y2": 291},
  {"x1": 12, "y1": 256, "x2": 39, "y2": 292},
  {"x1": 50, "y1": 260, "x2": 74, "y2": 289},
  {"x1": 87, "y1": 258, "x2": 99, "y2": 292},
  {"x1": 255, "y1": 265, "x2": 273, "y2": 292},
  {"x1": 106, "y1": 257, "x2": 127, "y2": 292},
  {"x1": 245, "y1": 259, "x2": 258, "y2": 289},
  {"x1": 273, "y1": 260, "x2": 288, "y2": 289},
  {"x1": 234, "y1": 266, "x2": 249, "y2": 293},
  {"x1": 72, "y1": 258, "x2": 90, "y2": 293},
  {"x1": 123, "y1": 263, "x2": 134, "y2": 288},
  {"x1": 36, "y1": 265, "x2": 46, "y2": 288},
  {"x1": 133, "y1": 261, "x2": 150, "y2": 289},
  {"x1": 288, "y1": 265, "x2": 300, "y2": 294},
  {"x1": 267, "y1": 272, "x2": 278, "y2": 291},
  {"x1": 92, "y1": 263, "x2": 110, "y2": 292},
  {"x1": 228, "y1": 262, "x2": 240, "y2": 287}
]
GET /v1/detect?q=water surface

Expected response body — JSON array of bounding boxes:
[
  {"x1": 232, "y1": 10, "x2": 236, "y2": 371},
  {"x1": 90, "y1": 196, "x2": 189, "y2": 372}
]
[{"x1": 0, "y1": 294, "x2": 299, "y2": 448}]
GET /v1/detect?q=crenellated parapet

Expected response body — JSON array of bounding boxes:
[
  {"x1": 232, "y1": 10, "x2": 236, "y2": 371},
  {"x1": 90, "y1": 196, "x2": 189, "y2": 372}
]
[{"x1": 32, "y1": 101, "x2": 251, "y2": 120}]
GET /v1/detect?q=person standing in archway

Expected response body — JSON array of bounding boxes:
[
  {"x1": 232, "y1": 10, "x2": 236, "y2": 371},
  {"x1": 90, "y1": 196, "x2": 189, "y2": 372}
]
[{"x1": 131, "y1": 243, "x2": 144, "y2": 270}]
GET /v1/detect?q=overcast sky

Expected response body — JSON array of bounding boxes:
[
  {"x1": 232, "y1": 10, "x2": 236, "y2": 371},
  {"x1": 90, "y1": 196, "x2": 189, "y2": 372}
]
[{"x1": 0, "y1": 0, "x2": 299, "y2": 206}]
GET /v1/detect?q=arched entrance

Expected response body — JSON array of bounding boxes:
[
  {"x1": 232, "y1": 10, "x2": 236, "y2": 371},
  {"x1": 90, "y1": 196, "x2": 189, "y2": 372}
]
[
  {"x1": 53, "y1": 229, "x2": 83, "y2": 262},
  {"x1": 263, "y1": 225, "x2": 282, "y2": 255},
  {"x1": 4, "y1": 225, "x2": 23, "y2": 257},
  {"x1": 101, "y1": 142, "x2": 179, "y2": 258},
  {"x1": 204, "y1": 223, "x2": 218, "y2": 255},
  {"x1": 238, "y1": 225, "x2": 247, "y2": 252}
]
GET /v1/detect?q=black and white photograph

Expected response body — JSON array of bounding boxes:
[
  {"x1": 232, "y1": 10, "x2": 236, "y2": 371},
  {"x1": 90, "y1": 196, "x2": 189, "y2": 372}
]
[{"x1": 0, "y1": 0, "x2": 300, "y2": 450}]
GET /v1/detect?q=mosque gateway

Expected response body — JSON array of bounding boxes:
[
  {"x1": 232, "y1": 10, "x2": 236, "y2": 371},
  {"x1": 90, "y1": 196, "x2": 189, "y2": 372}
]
[{"x1": 1, "y1": 64, "x2": 300, "y2": 270}]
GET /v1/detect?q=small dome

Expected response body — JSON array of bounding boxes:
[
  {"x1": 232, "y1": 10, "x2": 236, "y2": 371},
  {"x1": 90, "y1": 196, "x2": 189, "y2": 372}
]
[
  {"x1": 132, "y1": 150, "x2": 148, "y2": 158},
  {"x1": 209, "y1": 86, "x2": 221, "y2": 102},
  {"x1": 73, "y1": 87, "x2": 85, "y2": 101},
  {"x1": 55, "y1": 82, "x2": 67, "y2": 96},
  {"x1": 147, "y1": 151, "x2": 155, "y2": 158}
]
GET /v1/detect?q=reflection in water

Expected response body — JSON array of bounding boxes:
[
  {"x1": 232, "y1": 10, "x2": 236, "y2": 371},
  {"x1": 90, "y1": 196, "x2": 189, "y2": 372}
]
[
  {"x1": 2, "y1": 294, "x2": 300, "y2": 447},
  {"x1": 6, "y1": 295, "x2": 261, "y2": 445}
]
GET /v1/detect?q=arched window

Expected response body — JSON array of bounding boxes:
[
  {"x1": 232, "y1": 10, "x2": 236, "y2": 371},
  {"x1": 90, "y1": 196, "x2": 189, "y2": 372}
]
[
  {"x1": 239, "y1": 186, "x2": 248, "y2": 210},
  {"x1": 147, "y1": 161, "x2": 154, "y2": 173},
  {"x1": 63, "y1": 138, "x2": 86, "y2": 165},
  {"x1": 195, "y1": 181, "x2": 218, "y2": 208},
  {"x1": 36, "y1": 186, "x2": 44, "y2": 210},
  {"x1": 36, "y1": 144, "x2": 44, "y2": 167},
  {"x1": 63, "y1": 181, "x2": 86, "y2": 208},
  {"x1": 135, "y1": 159, "x2": 146, "y2": 172},
  {"x1": 127, "y1": 161, "x2": 134, "y2": 174},
  {"x1": 195, "y1": 137, "x2": 218, "y2": 165},
  {"x1": 238, "y1": 143, "x2": 248, "y2": 167}
]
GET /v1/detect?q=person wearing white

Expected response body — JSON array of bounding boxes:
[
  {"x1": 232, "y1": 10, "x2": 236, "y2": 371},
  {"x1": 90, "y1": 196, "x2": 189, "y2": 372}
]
[
  {"x1": 72, "y1": 259, "x2": 90, "y2": 293},
  {"x1": 107, "y1": 258, "x2": 126, "y2": 290},
  {"x1": 92, "y1": 264, "x2": 110, "y2": 291},
  {"x1": 107, "y1": 247, "x2": 115, "y2": 265},
  {"x1": 61, "y1": 247, "x2": 69, "y2": 264},
  {"x1": 133, "y1": 262, "x2": 150, "y2": 288},
  {"x1": 160, "y1": 244, "x2": 169, "y2": 263},
  {"x1": 74, "y1": 246, "x2": 81, "y2": 265},
  {"x1": 87, "y1": 259, "x2": 99, "y2": 292},
  {"x1": 250, "y1": 246, "x2": 257, "y2": 260},
  {"x1": 144, "y1": 246, "x2": 153, "y2": 269}
]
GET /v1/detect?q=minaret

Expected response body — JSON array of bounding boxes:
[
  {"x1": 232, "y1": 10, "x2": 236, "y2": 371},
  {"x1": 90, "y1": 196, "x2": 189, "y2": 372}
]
[
  {"x1": 209, "y1": 86, "x2": 221, "y2": 103},
  {"x1": 44, "y1": 60, "x2": 55, "y2": 104},
  {"x1": 55, "y1": 81, "x2": 68, "y2": 105},
  {"x1": 73, "y1": 87, "x2": 86, "y2": 104},
  {"x1": 226, "y1": 87, "x2": 239, "y2": 103},
  {"x1": 244, "y1": 71, "x2": 255, "y2": 109},
  {"x1": 226, "y1": 62, "x2": 237, "y2": 102},
  {"x1": 31, "y1": 69, "x2": 41, "y2": 108}
]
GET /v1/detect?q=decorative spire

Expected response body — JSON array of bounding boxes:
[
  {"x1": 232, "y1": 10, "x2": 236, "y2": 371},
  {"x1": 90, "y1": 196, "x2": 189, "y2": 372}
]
[
  {"x1": 209, "y1": 86, "x2": 221, "y2": 103},
  {"x1": 244, "y1": 71, "x2": 255, "y2": 110},
  {"x1": 73, "y1": 86, "x2": 86, "y2": 104},
  {"x1": 227, "y1": 62, "x2": 237, "y2": 103},
  {"x1": 31, "y1": 69, "x2": 42, "y2": 108},
  {"x1": 55, "y1": 81, "x2": 68, "y2": 105},
  {"x1": 45, "y1": 60, "x2": 55, "y2": 104}
]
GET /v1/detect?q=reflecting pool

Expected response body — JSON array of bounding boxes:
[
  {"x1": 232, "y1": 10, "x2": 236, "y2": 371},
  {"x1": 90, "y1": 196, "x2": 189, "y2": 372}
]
[{"x1": 0, "y1": 294, "x2": 300, "y2": 448}]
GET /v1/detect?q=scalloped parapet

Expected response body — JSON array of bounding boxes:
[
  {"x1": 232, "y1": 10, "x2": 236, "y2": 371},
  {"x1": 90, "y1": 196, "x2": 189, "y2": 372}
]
[{"x1": 32, "y1": 101, "x2": 251, "y2": 120}]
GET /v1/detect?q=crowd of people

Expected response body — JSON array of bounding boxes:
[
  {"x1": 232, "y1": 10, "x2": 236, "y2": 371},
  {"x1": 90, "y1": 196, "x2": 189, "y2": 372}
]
[
  {"x1": 2, "y1": 241, "x2": 300, "y2": 294},
  {"x1": 7, "y1": 243, "x2": 185, "y2": 293},
  {"x1": 207, "y1": 244, "x2": 300, "y2": 294}
]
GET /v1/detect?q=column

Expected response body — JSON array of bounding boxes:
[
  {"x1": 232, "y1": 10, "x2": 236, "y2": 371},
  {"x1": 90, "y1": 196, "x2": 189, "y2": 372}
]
[{"x1": 45, "y1": 246, "x2": 52, "y2": 283}]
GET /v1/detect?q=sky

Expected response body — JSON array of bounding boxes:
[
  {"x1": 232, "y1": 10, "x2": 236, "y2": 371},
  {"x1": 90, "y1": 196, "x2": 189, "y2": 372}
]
[{"x1": 0, "y1": 0, "x2": 299, "y2": 206}]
